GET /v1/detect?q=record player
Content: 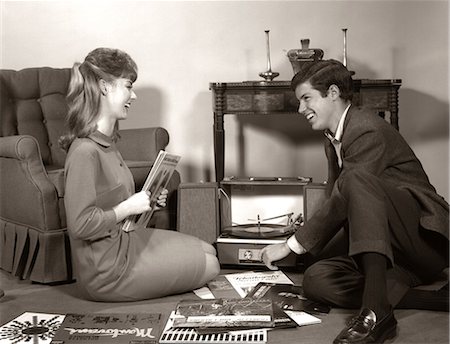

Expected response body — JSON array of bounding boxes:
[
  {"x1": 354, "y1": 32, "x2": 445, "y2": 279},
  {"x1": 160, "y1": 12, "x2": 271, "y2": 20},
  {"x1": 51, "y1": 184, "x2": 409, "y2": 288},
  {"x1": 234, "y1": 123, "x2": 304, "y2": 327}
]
[{"x1": 216, "y1": 176, "x2": 324, "y2": 268}]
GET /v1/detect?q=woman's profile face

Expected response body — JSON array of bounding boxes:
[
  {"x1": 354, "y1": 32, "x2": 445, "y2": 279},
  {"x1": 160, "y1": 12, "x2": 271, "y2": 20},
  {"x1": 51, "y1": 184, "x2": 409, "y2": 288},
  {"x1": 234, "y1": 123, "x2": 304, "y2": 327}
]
[{"x1": 104, "y1": 77, "x2": 137, "y2": 121}]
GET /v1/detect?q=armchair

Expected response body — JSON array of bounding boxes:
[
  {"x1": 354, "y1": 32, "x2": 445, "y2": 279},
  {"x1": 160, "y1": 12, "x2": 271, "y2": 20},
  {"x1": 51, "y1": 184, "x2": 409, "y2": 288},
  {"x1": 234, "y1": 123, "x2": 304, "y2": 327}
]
[{"x1": 0, "y1": 67, "x2": 180, "y2": 283}]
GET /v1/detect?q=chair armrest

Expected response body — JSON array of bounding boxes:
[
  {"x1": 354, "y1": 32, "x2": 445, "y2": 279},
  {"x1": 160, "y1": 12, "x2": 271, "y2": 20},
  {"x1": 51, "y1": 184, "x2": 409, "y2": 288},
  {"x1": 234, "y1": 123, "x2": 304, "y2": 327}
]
[
  {"x1": 117, "y1": 127, "x2": 170, "y2": 162},
  {"x1": 0, "y1": 135, "x2": 61, "y2": 230}
]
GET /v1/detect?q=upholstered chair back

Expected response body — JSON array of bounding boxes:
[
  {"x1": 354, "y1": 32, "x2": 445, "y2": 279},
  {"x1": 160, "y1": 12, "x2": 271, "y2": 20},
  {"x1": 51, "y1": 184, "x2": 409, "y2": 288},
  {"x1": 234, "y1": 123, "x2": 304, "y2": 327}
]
[{"x1": 0, "y1": 67, "x2": 71, "y2": 168}]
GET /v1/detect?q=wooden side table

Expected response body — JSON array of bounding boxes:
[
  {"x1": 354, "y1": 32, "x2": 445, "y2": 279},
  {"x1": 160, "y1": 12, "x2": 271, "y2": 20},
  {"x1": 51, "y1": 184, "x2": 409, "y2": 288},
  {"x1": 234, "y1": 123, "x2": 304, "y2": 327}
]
[{"x1": 210, "y1": 79, "x2": 401, "y2": 182}]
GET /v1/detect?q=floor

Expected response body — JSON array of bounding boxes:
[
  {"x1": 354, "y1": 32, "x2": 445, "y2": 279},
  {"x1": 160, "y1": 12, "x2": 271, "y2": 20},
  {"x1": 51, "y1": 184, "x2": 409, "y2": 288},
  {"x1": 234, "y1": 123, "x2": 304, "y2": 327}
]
[{"x1": 0, "y1": 268, "x2": 448, "y2": 344}]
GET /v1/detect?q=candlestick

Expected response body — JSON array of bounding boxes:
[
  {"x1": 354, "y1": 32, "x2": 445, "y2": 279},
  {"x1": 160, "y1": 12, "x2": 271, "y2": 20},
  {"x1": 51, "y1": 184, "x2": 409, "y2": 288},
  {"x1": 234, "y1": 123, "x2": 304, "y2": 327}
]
[
  {"x1": 342, "y1": 28, "x2": 348, "y2": 67},
  {"x1": 259, "y1": 30, "x2": 279, "y2": 81}
]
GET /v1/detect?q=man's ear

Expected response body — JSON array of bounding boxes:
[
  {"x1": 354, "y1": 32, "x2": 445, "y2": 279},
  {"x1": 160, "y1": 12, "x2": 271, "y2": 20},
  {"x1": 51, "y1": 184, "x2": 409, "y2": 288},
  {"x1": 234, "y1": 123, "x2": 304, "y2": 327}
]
[
  {"x1": 328, "y1": 84, "x2": 341, "y2": 100},
  {"x1": 99, "y1": 79, "x2": 109, "y2": 96}
]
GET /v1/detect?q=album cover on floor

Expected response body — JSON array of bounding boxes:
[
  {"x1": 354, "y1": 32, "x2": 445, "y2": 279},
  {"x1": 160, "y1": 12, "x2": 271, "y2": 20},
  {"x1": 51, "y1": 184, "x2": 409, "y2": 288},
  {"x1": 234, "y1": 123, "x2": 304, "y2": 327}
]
[
  {"x1": 224, "y1": 270, "x2": 293, "y2": 298},
  {"x1": 50, "y1": 313, "x2": 162, "y2": 344},
  {"x1": 0, "y1": 312, "x2": 65, "y2": 344},
  {"x1": 160, "y1": 311, "x2": 267, "y2": 344},
  {"x1": 173, "y1": 298, "x2": 275, "y2": 331},
  {"x1": 247, "y1": 283, "x2": 331, "y2": 314}
]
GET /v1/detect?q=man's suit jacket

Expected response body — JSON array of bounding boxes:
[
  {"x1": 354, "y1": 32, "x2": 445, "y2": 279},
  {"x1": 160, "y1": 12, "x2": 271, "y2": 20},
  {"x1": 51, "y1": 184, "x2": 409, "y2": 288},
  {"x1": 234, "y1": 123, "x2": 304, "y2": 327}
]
[{"x1": 295, "y1": 106, "x2": 449, "y2": 253}]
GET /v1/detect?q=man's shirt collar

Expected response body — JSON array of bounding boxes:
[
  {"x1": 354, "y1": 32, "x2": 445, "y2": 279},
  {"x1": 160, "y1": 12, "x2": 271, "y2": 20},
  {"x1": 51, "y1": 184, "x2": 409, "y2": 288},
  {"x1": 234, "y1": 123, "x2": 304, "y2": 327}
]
[{"x1": 324, "y1": 104, "x2": 351, "y2": 144}]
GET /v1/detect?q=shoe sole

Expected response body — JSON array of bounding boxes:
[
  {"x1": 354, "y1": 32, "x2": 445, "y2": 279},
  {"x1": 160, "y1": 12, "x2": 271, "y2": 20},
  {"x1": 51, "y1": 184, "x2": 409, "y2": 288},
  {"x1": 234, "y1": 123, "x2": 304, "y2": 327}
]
[
  {"x1": 334, "y1": 326, "x2": 398, "y2": 344},
  {"x1": 369, "y1": 325, "x2": 397, "y2": 344}
]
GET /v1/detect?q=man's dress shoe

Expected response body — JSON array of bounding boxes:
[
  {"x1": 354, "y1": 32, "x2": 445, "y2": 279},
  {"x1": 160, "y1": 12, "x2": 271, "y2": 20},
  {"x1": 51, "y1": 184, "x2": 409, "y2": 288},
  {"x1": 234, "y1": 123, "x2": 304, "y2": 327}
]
[{"x1": 333, "y1": 308, "x2": 397, "y2": 344}]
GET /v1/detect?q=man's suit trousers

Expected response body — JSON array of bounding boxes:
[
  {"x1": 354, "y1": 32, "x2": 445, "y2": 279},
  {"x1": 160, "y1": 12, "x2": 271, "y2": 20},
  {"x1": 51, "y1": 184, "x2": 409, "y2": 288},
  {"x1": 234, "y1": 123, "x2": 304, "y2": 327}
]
[{"x1": 302, "y1": 169, "x2": 448, "y2": 307}]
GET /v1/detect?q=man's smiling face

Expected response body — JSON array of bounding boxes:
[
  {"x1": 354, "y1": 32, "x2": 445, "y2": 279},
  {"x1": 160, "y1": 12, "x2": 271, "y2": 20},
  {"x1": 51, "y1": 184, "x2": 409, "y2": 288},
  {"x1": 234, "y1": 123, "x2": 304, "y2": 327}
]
[{"x1": 295, "y1": 81, "x2": 335, "y2": 132}]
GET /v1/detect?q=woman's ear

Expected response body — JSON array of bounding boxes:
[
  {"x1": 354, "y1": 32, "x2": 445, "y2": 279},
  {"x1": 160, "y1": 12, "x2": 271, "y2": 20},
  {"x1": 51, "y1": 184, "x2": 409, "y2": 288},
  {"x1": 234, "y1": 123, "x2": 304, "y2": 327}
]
[{"x1": 99, "y1": 79, "x2": 109, "y2": 96}]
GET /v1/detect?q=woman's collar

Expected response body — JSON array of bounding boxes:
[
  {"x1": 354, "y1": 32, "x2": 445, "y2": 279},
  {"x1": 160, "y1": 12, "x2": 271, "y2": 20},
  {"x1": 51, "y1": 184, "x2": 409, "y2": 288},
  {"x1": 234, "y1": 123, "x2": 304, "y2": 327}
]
[{"x1": 88, "y1": 130, "x2": 113, "y2": 147}]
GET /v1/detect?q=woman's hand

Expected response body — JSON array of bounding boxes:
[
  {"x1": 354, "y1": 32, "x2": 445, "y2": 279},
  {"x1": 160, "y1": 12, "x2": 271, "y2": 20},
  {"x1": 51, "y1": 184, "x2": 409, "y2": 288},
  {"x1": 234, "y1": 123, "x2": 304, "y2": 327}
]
[
  {"x1": 113, "y1": 189, "x2": 169, "y2": 223},
  {"x1": 113, "y1": 190, "x2": 151, "y2": 222},
  {"x1": 260, "y1": 243, "x2": 292, "y2": 270},
  {"x1": 154, "y1": 188, "x2": 168, "y2": 210}
]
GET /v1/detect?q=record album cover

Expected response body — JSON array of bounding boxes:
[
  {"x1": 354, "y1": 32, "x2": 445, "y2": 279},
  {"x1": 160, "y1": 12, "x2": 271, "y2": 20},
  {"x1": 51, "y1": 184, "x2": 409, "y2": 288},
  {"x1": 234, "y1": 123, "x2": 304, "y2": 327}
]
[
  {"x1": 0, "y1": 312, "x2": 65, "y2": 344},
  {"x1": 160, "y1": 311, "x2": 267, "y2": 344},
  {"x1": 224, "y1": 271, "x2": 293, "y2": 298},
  {"x1": 50, "y1": 313, "x2": 162, "y2": 344},
  {"x1": 247, "y1": 283, "x2": 331, "y2": 314},
  {"x1": 173, "y1": 298, "x2": 274, "y2": 331}
]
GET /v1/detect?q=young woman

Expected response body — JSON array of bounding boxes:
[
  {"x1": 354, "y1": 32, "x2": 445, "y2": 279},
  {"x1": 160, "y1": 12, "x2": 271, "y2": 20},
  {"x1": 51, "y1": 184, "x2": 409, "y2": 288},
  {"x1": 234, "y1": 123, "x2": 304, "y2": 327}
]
[{"x1": 60, "y1": 48, "x2": 220, "y2": 302}]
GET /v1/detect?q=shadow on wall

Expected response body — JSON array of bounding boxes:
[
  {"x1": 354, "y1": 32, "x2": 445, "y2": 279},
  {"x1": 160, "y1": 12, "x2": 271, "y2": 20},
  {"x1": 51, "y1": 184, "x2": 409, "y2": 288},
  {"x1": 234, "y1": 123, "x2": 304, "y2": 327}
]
[
  {"x1": 399, "y1": 88, "x2": 449, "y2": 141},
  {"x1": 399, "y1": 88, "x2": 449, "y2": 201},
  {"x1": 127, "y1": 86, "x2": 165, "y2": 128},
  {"x1": 236, "y1": 114, "x2": 323, "y2": 144},
  {"x1": 235, "y1": 114, "x2": 324, "y2": 176},
  {"x1": 348, "y1": 59, "x2": 379, "y2": 80},
  {"x1": 181, "y1": 91, "x2": 215, "y2": 183}
]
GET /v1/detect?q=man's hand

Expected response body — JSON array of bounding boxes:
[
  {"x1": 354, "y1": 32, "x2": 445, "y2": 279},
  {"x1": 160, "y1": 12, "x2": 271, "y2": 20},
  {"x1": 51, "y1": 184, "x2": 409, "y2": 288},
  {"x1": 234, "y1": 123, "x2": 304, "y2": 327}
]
[{"x1": 260, "y1": 243, "x2": 292, "y2": 270}]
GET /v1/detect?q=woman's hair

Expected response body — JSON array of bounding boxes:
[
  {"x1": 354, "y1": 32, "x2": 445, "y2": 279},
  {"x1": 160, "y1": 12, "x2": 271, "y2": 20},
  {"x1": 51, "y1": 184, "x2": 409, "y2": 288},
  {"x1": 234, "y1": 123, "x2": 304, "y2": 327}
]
[
  {"x1": 291, "y1": 59, "x2": 353, "y2": 102},
  {"x1": 59, "y1": 48, "x2": 138, "y2": 151}
]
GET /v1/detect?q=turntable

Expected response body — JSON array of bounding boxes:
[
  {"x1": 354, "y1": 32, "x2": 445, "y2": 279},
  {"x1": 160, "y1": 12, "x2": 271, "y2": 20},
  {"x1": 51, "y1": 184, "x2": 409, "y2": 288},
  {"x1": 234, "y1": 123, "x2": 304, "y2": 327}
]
[
  {"x1": 221, "y1": 212, "x2": 301, "y2": 239},
  {"x1": 216, "y1": 177, "x2": 317, "y2": 268}
]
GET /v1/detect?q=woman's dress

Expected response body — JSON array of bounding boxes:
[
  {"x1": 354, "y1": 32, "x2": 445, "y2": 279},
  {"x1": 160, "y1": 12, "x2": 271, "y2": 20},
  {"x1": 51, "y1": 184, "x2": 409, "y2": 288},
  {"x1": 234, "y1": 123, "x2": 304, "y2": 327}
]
[{"x1": 64, "y1": 131, "x2": 207, "y2": 301}]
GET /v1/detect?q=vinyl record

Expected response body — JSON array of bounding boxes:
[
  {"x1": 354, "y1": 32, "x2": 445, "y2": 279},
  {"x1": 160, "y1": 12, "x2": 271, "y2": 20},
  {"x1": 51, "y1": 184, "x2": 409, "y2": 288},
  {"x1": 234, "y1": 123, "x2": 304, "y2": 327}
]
[{"x1": 222, "y1": 224, "x2": 295, "y2": 238}]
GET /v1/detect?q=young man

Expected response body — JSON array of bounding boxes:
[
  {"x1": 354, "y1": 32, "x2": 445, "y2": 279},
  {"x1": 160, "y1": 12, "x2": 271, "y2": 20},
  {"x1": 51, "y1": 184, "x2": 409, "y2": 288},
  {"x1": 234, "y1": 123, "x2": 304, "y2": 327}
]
[{"x1": 260, "y1": 59, "x2": 449, "y2": 344}]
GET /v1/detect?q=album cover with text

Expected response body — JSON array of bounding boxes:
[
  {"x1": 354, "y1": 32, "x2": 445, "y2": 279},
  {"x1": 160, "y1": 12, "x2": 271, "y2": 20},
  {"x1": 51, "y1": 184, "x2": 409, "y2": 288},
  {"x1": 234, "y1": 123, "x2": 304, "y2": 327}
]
[{"x1": 50, "y1": 313, "x2": 162, "y2": 344}]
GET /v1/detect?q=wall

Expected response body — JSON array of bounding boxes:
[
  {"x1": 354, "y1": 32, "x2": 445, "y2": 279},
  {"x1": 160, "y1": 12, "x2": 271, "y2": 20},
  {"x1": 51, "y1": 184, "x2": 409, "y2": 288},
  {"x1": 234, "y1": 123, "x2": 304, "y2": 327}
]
[{"x1": 1, "y1": 0, "x2": 448, "y2": 200}]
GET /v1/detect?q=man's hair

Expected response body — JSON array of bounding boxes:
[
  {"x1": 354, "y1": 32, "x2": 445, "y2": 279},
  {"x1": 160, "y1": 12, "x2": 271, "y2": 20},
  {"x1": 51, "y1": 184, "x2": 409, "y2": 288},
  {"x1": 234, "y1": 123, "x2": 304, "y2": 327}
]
[{"x1": 291, "y1": 59, "x2": 353, "y2": 102}]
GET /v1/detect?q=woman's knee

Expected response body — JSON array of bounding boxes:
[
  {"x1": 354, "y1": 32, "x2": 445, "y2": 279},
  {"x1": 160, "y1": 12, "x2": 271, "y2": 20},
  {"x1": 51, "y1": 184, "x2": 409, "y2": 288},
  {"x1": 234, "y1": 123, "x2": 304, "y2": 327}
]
[
  {"x1": 196, "y1": 240, "x2": 220, "y2": 284},
  {"x1": 200, "y1": 252, "x2": 220, "y2": 284},
  {"x1": 200, "y1": 240, "x2": 217, "y2": 255}
]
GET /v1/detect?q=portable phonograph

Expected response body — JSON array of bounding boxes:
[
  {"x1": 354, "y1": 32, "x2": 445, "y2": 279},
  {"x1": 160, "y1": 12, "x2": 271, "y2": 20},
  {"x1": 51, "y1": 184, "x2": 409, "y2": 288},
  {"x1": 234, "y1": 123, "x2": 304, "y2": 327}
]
[{"x1": 216, "y1": 176, "x2": 312, "y2": 268}]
